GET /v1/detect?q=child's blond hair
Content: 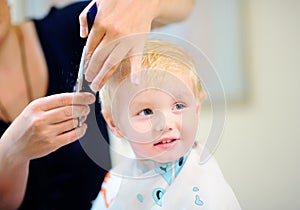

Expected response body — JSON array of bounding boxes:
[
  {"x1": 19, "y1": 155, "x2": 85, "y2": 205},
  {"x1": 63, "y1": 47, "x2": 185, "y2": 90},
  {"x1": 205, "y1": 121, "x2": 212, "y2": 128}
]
[{"x1": 100, "y1": 40, "x2": 203, "y2": 115}]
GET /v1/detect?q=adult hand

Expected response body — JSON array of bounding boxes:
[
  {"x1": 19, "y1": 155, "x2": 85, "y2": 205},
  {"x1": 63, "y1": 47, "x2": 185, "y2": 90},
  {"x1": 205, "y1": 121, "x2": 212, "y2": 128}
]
[
  {"x1": 79, "y1": 0, "x2": 159, "y2": 91},
  {"x1": 0, "y1": 92, "x2": 95, "y2": 160},
  {"x1": 0, "y1": 92, "x2": 95, "y2": 209}
]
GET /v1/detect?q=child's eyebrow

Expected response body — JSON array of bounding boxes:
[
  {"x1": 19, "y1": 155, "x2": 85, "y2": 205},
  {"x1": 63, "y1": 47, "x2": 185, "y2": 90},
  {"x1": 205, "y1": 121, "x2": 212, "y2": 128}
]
[
  {"x1": 169, "y1": 90, "x2": 195, "y2": 102},
  {"x1": 130, "y1": 100, "x2": 153, "y2": 111}
]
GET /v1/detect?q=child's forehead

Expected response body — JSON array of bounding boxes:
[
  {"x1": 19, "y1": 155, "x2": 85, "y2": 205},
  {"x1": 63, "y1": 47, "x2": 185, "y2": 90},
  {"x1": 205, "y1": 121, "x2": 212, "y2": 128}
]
[
  {"x1": 114, "y1": 67, "x2": 191, "y2": 87},
  {"x1": 112, "y1": 69, "x2": 196, "y2": 104},
  {"x1": 114, "y1": 64, "x2": 193, "y2": 85},
  {"x1": 129, "y1": 87, "x2": 196, "y2": 105}
]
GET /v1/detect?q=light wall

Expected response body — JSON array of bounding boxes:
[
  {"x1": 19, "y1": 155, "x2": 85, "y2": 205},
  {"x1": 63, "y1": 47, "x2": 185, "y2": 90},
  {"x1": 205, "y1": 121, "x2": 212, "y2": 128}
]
[
  {"x1": 214, "y1": 0, "x2": 300, "y2": 209},
  {"x1": 8, "y1": 0, "x2": 81, "y2": 22},
  {"x1": 8, "y1": 0, "x2": 25, "y2": 23}
]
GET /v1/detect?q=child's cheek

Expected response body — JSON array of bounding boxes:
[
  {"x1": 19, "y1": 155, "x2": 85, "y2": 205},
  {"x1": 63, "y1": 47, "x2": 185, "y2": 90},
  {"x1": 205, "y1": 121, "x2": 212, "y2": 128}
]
[
  {"x1": 130, "y1": 118, "x2": 153, "y2": 134},
  {"x1": 181, "y1": 107, "x2": 199, "y2": 144},
  {"x1": 121, "y1": 118, "x2": 156, "y2": 144}
]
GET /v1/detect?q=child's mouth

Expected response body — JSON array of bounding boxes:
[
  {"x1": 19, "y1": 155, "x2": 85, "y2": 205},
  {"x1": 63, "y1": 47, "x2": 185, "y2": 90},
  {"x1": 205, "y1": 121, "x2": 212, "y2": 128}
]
[{"x1": 153, "y1": 138, "x2": 178, "y2": 148}]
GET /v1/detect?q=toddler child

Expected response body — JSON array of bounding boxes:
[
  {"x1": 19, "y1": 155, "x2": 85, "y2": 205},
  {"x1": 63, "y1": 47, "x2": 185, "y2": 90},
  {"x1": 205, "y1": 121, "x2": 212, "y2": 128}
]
[{"x1": 91, "y1": 40, "x2": 241, "y2": 210}]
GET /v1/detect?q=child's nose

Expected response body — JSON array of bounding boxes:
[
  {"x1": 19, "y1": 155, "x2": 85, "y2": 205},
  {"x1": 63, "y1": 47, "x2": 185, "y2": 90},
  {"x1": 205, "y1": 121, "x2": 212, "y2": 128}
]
[{"x1": 154, "y1": 111, "x2": 176, "y2": 132}]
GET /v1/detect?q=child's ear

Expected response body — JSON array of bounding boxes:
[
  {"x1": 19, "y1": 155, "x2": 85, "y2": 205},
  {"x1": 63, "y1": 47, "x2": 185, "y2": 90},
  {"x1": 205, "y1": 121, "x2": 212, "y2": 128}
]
[
  {"x1": 102, "y1": 111, "x2": 124, "y2": 138},
  {"x1": 196, "y1": 91, "x2": 205, "y2": 115}
]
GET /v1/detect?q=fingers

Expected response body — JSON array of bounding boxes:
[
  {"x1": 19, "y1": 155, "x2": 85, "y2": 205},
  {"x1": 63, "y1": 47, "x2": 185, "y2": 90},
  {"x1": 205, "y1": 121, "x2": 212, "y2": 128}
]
[
  {"x1": 2, "y1": 93, "x2": 94, "y2": 160},
  {"x1": 90, "y1": 42, "x2": 131, "y2": 91},
  {"x1": 80, "y1": 0, "x2": 154, "y2": 91},
  {"x1": 85, "y1": 38, "x2": 115, "y2": 82},
  {"x1": 35, "y1": 92, "x2": 95, "y2": 111},
  {"x1": 29, "y1": 106, "x2": 90, "y2": 156},
  {"x1": 55, "y1": 123, "x2": 88, "y2": 147},
  {"x1": 32, "y1": 93, "x2": 92, "y2": 141},
  {"x1": 79, "y1": 0, "x2": 97, "y2": 38},
  {"x1": 84, "y1": 24, "x2": 105, "y2": 74},
  {"x1": 80, "y1": 0, "x2": 104, "y2": 74},
  {"x1": 129, "y1": 55, "x2": 142, "y2": 85},
  {"x1": 83, "y1": 0, "x2": 114, "y2": 74},
  {"x1": 50, "y1": 117, "x2": 86, "y2": 136},
  {"x1": 44, "y1": 104, "x2": 90, "y2": 125},
  {"x1": 129, "y1": 37, "x2": 147, "y2": 84},
  {"x1": 87, "y1": 35, "x2": 147, "y2": 91}
]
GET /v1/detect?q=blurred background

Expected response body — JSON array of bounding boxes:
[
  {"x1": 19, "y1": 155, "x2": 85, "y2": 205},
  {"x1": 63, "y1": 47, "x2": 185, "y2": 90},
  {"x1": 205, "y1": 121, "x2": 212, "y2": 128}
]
[{"x1": 8, "y1": 0, "x2": 300, "y2": 209}]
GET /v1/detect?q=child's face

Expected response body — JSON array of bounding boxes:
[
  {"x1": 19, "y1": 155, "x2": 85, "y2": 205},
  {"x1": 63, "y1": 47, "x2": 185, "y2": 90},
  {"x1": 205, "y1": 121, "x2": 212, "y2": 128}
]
[{"x1": 107, "y1": 70, "x2": 202, "y2": 163}]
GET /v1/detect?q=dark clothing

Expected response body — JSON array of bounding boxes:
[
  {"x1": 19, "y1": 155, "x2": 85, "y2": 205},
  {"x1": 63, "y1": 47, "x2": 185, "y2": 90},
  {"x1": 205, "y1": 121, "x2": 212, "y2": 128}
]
[{"x1": 0, "y1": 2, "x2": 110, "y2": 209}]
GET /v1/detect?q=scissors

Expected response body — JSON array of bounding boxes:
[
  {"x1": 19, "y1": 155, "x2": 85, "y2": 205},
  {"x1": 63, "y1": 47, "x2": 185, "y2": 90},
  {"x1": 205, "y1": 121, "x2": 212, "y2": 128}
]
[
  {"x1": 73, "y1": 3, "x2": 97, "y2": 127},
  {"x1": 73, "y1": 46, "x2": 86, "y2": 127},
  {"x1": 74, "y1": 46, "x2": 86, "y2": 92}
]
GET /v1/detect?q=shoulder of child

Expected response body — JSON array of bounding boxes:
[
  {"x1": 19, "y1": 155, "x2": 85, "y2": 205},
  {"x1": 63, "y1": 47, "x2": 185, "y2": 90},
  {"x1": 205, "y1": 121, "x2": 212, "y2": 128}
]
[{"x1": 189, "y1": 144, "x2": 241, "y2": 210}]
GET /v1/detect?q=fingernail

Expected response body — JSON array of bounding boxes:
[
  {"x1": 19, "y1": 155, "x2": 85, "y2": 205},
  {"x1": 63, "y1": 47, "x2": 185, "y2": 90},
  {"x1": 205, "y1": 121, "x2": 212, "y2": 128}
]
[
  {"x1": 90, "y1": 83, "x2": 98, "y2": 92},
  {"x1": 86, "y1": 74, "x2": 92, "y2": 82},
  {"x1": 80, "y1": 27, "x2": 87, "y2": 37},
  {"x1": 88, "y1": 94, "x2": 96, "y2": 103}
]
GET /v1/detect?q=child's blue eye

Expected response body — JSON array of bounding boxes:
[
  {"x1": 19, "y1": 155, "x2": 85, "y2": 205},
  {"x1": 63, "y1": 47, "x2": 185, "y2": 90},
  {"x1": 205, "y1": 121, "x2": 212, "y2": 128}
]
[
  {"x1": 138, "y1": 108, "x2": 153, "y2": 116},
  {"x1": 173, "y1": 103, "x2": 185, "y2": 111}
]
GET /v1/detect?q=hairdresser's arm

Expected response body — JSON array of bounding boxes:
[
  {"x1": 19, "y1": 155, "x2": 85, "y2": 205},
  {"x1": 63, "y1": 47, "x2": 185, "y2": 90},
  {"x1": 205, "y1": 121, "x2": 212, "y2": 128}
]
[
  {"x1": 79, "y1": 0, "x2": 195, "y2": 91},
  {"x1": 0, "y1": 92, "x2": 94, "y2": 210}
]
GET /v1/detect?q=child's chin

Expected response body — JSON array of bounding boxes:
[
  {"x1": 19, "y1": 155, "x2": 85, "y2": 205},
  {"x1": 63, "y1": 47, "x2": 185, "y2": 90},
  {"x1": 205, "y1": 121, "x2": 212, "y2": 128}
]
[{"x1": 152, "y1": 151, "x2": 185, "y2": 164}]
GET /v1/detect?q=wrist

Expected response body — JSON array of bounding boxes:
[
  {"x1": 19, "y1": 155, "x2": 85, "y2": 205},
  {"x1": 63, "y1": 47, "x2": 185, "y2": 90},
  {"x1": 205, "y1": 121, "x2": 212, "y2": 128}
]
[
  {"x1": 152, "y1": 0, "x2": 195, "y2": 25},
  {"x1": 0, "y1": 138, "x2": 30, "y2": 170},
  {"x1": 0, "y1": 140, "x2": 29, "y2": 210},
  {"x1": 151, "y1": 0, "x2": 174, "y2": 26},
  {"x1": 152, "y1": 0, "x2": 162, "y2": 19}
]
